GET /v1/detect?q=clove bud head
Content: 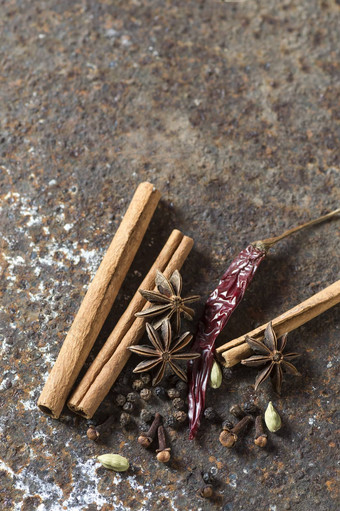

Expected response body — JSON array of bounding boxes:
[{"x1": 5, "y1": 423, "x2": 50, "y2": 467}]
[
  {"x1": 156, "y1": 448, "x2": 171, "y2": 463},
  {"x1": 219, "y1": 430, "x2": 237, "y2": 448},
  {"x1": 97, "y1": 454, "x2": 129, "y2": 472},
  {"x1": 138, "y1": 434, "x2": 153, "y2": 448},
  {"x1": 264, "y1": 402, "x2": 282, "y2": 432},
  {"x1": 87, "y1": 426, "x2": 99, "y2": 441},
  {"x1": 254, "y1": 435, "x2": 268, "y2": 448}
]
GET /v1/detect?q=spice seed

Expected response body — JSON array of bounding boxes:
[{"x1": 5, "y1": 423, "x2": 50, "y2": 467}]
[
  {"x1": 126, "y1": 392, "x2": 139, "y2": 403},
  {"x1": 140, "y1": 373, "x2": 151, "y2": 385},
  {"x1": 140, "y1": 388, "x2": 152, "y2": 401},
  {"x1": 204, "y1": 407, "x2": 219, "y2": 422},
  {"x1": 167, "y1": 388, "x2": 180, "y2": 400},
  {"x1": 154, "y1": 386, "x2": 167, "y2": 399},
  {"x1": 114, "y1": 394, "x2": 126, "y2": 407},
  {"x1": 132, "y1": 379, "x2": 144, "y2": 391},
  {"x1": 120, "y1": 412, "x2": 131, "y2": 427},
  {"x1": 172, "y1": 398, "x2": 185, "y2": 410}
]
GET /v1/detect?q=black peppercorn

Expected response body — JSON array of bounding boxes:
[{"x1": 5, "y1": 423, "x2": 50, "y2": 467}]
[
  {"x1": 132, "y1": 379, "x2": 144, "y2": 391},
  {"x1": 167, "y1": 388, "x2": 180, "y2": 400},
  {"x1": 154, "y1": 386, "x2": 167, "y2": 399},
  {"x1": 140, "y1": 409, "x2": 153, "y2": 423},
  {"x1": 123, "y1": 401, "x2": 134, "y2": 413},
  {"x1": 172, "y1": 398, "x2": 185, "y2": 410},
  {"x1": 222, "y1": 367, "x2": 233, "y2": 380},
  {"x1": 114, "y1": 394, "x2": 126, "y2": 407},
  {"x1": 140, "y1": 373, "x2": 151, "y2": 385},
  {"x1": 126, "y1": 392, "x2": 139, "y2": 403},
  {"x1": 175, "y1": 380, "x2": 188, "y2": 395},
  {"x1": 204, "y1": 407, "x2": 219, "y2": 423},
  {"x1": 120, "y1": 412, "x2": 131, "y2": 427},
  {"x1": 140, "y1": 388, "x2": 152, "y2": 401},
  {"x1": 174, "y1": 410, "x2": 187, "y2": 423}
]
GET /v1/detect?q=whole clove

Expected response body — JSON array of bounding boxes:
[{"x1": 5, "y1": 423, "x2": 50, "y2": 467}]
[
  {"x1": 138, "y1": 412, "x2": 162, "y2": 448},
  {"x1": 156, "y1": 425, "x2": 171, "y2": 463},
  {"x1": 219, "y1": 416, "x2": 253, "y2": 448},
  {"x1": 87, "y1": 414, "x2": 115, "y2": 441},
  {"x1": 174, "y1": 410, "x2": 187, "y2": 423},
  {"x1": 140, "y1": 388, "x2": 152, "y2": 401},
  {"x1": 172, "y1": 398, "x2": 185, "y2": 410},
  {"x1": 254, "y1": 415, "x2": 268, "y2": 447}
]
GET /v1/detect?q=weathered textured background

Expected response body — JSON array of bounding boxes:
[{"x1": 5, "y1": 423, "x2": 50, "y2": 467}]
[{"x1": 0, "y1": 0, "x2": 339, "y2": 510}]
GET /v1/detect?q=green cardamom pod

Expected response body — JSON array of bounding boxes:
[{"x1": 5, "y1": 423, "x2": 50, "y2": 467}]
[
  {"x1": 97, "y1": 454, "x2": 129, "y2": 471},
  {"x1": 209, "y1": 360, "x2": 223, "y2": 389},
  {"x1": 264, "y1": 402, "x2": 282, "y2": 432}
]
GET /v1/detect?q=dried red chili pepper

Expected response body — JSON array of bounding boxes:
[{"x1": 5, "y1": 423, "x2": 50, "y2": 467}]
[{"x1": 187, "y1": 208, "x2": 339, "y2": 439}]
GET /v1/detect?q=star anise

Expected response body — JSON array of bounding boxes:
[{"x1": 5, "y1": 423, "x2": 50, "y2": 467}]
[
  {"x1": 128, "y1": 320, "x2": 200, "y2": 386},
  {"x1": 241, "y1": 322, "x2": 301, "y2": 395},
  {"x1": 135, "y1": 269, "x2": 200, "y2": 333}
]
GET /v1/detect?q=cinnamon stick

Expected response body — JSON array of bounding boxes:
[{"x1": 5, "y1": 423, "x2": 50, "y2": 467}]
[
  {"x1": 67, "y1": 228, "x2": 183, "y2": 412},
  {"x1": 38, "y1": 182, "x2": 161, "y2": 418},
  {"x1": 217, "y1": 279, "x2": 340, "y2": 367},
  {"x1": 68, "y1": 234, "x2": 194, "y2": 418}
]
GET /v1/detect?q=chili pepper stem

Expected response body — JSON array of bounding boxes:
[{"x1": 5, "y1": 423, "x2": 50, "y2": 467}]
[{"x1": 253, "y1": 208, "x2": 340, "y2": 252}]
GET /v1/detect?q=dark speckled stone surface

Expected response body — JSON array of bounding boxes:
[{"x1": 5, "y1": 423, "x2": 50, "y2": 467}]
[{"x1": 0, "y1": 1, "x2": 339, "y2": 510}]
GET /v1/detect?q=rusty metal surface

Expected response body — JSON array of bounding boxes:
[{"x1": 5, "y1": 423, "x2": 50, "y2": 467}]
[{"x1": 0, "y1": 0, "x2": 339, "y2": 509}]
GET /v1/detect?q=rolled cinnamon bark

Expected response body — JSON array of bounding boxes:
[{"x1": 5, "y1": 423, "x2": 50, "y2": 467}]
[
  {"x1": 67, "y1": 229, "x2": 183, "y2": 412},
  {"x1": 38, "y1": 182, "x2": 161, "y2": 418},
  {"x1": 217, "y1": 279, "x2": 340, "y2": 367},
  {"x1": 68, "y1": 234, "x2": 194, "y2": 418}
]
